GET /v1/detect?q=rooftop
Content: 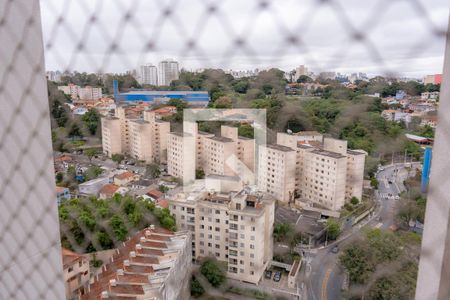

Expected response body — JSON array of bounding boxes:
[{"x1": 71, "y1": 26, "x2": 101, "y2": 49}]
[
  {"x1": 292, "y1": 131, "x2": 321, "y2": 136},
  {"x1": 62, "y1": 248, "x2": 84, "y2": 269},
  {"x1": 81, "y1": 226, "x2": 189, "y2": 300},
  {"x1": 208, "y1": 136, "x2": 234, "y2": 143},
  {"x1": 311, "y1": 149, "x2": 346, "y2": 159},
  {"x1": 115, "y1": 171, "x2": 134, "y2": 180},
  {"x1": 99, "y1": 184, "x2": 119, "y2": 196},
  {"x1": 266, "y1": 143, "x2": 294, "y2": 152}
]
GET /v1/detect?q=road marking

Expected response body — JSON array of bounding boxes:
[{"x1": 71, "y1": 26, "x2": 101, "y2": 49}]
[{"x1": 322, "y1": 269, "x2": 332, "y2": 300}]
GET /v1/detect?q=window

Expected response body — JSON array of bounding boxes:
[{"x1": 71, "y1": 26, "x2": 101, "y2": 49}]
[
  {"x1": 215, "y1": 244, "x2": 220, "y2": 249},
  {"x1": 215, "y1": 227, "x2": 220, "y2": 232},
  {"x1": 250, "y1": 244, "x2": 254, "y2": 249},
  {"x1": 250, "y1": 253, "x2": 254, "y2": 258}
]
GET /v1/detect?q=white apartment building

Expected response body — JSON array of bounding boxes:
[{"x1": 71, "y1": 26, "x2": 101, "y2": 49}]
[
  {"x1": 128, "y1": 120, "x2": 153, "y2": 162},
  {"x1": 271, "y1": 133, "x2": 366, "y2": 211},
  {"x1": 158, "y1": 59, "x2": 179, "y2": 86},
  {"x1": 78, "y1": 86, "x2": 102, "y2": 100},
  {"x1": 258, "y1": 144, "x2": 296, "y2": 203},
  {"x1": 101, "y1": 107, "x2": 170, "y2": 163},
  {"x1": 101, "y1": 116, "x2": 122, "y2": 157},
  {"x1": 58, "y1": 84, "x2": 102, "y2": 100},
  {"x1": 167, "y1": 125, "x2": 255, "y2": 182},
  {"x1": 58, "y1": 84, "x2": 79, "y2": 100},
  {"x1": 139, "y1": 64, "x2": 158, "y2": 85},
  {"x1": 168, "y1": 186, "x2": 275, "y2": 284}
]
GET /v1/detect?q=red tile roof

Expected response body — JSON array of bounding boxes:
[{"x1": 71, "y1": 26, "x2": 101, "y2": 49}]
[
  {"x1": 115, "y1": 171, "x2": 134, "y2": 180},
  {"x1": 56, "y1": 186, "x2": 67, "y2": 193},
  {"x1": 80, "y1": 227, "x2": 183, "y2": 300},
  {"x1": 62, "y1": 248, "x2": 83, "y2": 268},
  {"x1": 157, "y1": 199, "x2": 169, "y2": 209},
  {"x1": 147, "y1": 189, "x2": 163, "y2": 199},
  {"x1": 100, "y1": 184, "x2": 119, "y2": 197}
]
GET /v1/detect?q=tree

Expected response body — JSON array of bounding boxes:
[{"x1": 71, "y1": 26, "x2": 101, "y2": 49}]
[
  {"x1": 296, "y1": 75, "x2": 313, "y2": 83},
  {"x1": 350, "y1": 197, "x2": 359, "y2": 205},
  {"x1": 68, "y1": 122, "x2": 83, "y2": 139},
  {"x1": 111, "y1": 153, "x2": 124, "y2": 163},
  {"x1": 84, "y1": 148, "x2": 97, "y2": 161},
  {"x1": 146, "y1": 163, "x2": 161, "y2": 178},
  {"x1": 81, "y1": 108, "x2": 101, "y2": 135},
  {"x1": 370, "y1": 177, "x2": 379, "y2": 189},
  {"x1": 195, "y1": 169, "x2": 205, "y2": 179},
  {"x1": 56, "y1": 172, "x2": 64, "y2": 183},
  {"x1": 325, "y1": 219, "x2": 341, "y2": 241},
  {"x1": 339, "y1": 244, "x2": 373, "y2": 284},
  {"x1": 273, "y1": 223, "x2": 293, "y2": 242},
  {"x1": 158, "y1": 185, "x2": 169, "y2": 193},
  {"x1": 200, "y1": 259, "x2": 226, "y2": 287},
  {"x1": 238, "y1": 124, "x2": 254, "y2": 139},
  {"x1": 212, "y1": 96, "x2": 232, "y2": 108},
  {"x1": 190, "y1": 276, "x2": 205, "y2": 297}
]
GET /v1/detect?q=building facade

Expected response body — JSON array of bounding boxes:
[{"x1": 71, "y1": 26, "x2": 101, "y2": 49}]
[
  {"x1": 168, "y1": 187, "x2": 274, "y2": 284},
  {"x1": 139, "y1": 64, "x2": 158, "y2": 85},
  {"x1": 101, "y1": 107, "x2": 170, "y2": 163},
  {"x1": 62, "y1": 248, "x2": 90, "y2": 300},
  {"x1": 269, "y1": 132, "x2": 366, "y2": 211},
  {"x1": 158, "y1": 59, "x2": 179, "y2": 86},
  {"x1": 167, "y1": 125, "x2": 255, "y2": 183}
]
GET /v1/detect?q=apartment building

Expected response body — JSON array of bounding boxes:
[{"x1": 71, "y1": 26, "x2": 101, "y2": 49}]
[
  {"x1": 270, "y1": 133, "x2": 366, "y2": 211},
  {"x1": 168, "y1": 186, "x2": 275, "y2": 284},
  {"x1": 167, "y1": 125, "x2": 255, "y2": 182},
  {"x1": 128, "y1": 119, "x2": 153, "y2": 162},
  {"x1": 62, "y1": 248, "x2": 89, "y2": 299},
  {"x1": 101, "y1": 107, "x2": 170, "y2": 163},
  {"x1": 58, "y1": 84, "x2": 102, "y2": 100},
  {"x1": 258, "y1": 144, "x2": 296, "y2": 203},
  {"x1": 158, "y1": 59, "x2": 179, "y2": 86},
  {"x1": 167, "y1": 132, "x2": 196, "y2": 181},
  {"x1": 80, "y1": 226, "x2": 192, "y2": 300},
  {"x1": 101, "y1": 116, "x2": 122, "y2": 157}
]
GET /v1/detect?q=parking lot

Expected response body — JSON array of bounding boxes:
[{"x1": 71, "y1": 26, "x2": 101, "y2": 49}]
[{"x1": 261, "y1": 268, "x2": 290, "y2": 289}]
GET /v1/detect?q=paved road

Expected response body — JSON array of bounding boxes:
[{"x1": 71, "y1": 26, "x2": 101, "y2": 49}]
[{"x1": 302, "y1": 162, "x2": 420, "y2": 300}]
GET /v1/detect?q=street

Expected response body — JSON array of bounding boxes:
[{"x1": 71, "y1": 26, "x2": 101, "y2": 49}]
[{"x1": 300, "y1": 162, "x2": 420, "y2": 300}]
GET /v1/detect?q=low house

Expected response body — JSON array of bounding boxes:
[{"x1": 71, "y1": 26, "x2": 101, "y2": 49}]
[
  {"x1": 114, "y1": 171, "x2": 138, "y2": 186},
  {"x1": 156, "y1": 198, "x2": 169, "y2": 209},
  {"x1": 420, "y1": 115, "x2": 438, "y2": 128},
  {"x1": 78, "y1": 176, "x2": 110, "y2": 196},
  {"x1": 99, "y1": 184, "x2": 128, "y2": 199},
  {"x1": 56, "y1": 186, "x2": 70, "y2": 205},
  {"x1": 130, "y1": 179, "x2": 153, "y2": 189},
  {"x1": 147, "y1": 189, "x2": 164, "y2": 201},
  {"x1": 62, "y1": 248, "x2": 90, "y2": 299}
]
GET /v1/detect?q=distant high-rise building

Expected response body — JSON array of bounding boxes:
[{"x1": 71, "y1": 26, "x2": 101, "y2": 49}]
[
  {"x1": 424, "y1": 74, "x2": 442, "y2": 85},
  {"x1": 294, "y1": 65, "x2": 308, "y2": 81},
  {"x1": 158, "y1": 59, "x2": 179, "y2": 86},
  {"x1": 139, "y1": 64, "x2": 158, "y2": 85}
]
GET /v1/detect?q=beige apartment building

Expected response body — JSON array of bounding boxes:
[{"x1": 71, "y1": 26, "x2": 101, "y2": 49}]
[
  {"x1": 101, "y1": 116, "x2": 122, "y2": 157},
  {"x1": 259, "y1": 132, "x2": 366, "y2": 211},
  {"x1": 62, "y1": 248, "x2": 89, "y2": 299},
  {"x1": 258, "y1": 144, "x2": 296, "y2": 203},
  {"x1": 167, "y1": 125, "x2": 255, "y2": 182},
  {"x1": 168, "y1": 186, "x2": 274, "y2": 284},
  {"x1": 101, "y1": 107, "x2": 170, "y2": 163}
]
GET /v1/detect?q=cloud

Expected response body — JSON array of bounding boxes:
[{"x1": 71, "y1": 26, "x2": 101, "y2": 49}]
[{"x1": 40, "y1": 0, "x2": 450, "y2": 77}]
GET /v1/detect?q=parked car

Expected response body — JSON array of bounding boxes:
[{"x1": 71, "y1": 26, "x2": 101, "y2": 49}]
[
  {"x1": 273, "y1": 271, "x2": 282, "y2": 282},
  {"x1": 331, "y1": 246, "x2": 339, "y2": 254},
  {"x1": 265, "y1": 270, "x2": 272, "y2": 279}
]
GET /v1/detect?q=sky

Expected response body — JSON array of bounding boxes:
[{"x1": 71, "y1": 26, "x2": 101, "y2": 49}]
[{"x1": 40, "y1": 0, "x2": 450, "y2": 77}]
